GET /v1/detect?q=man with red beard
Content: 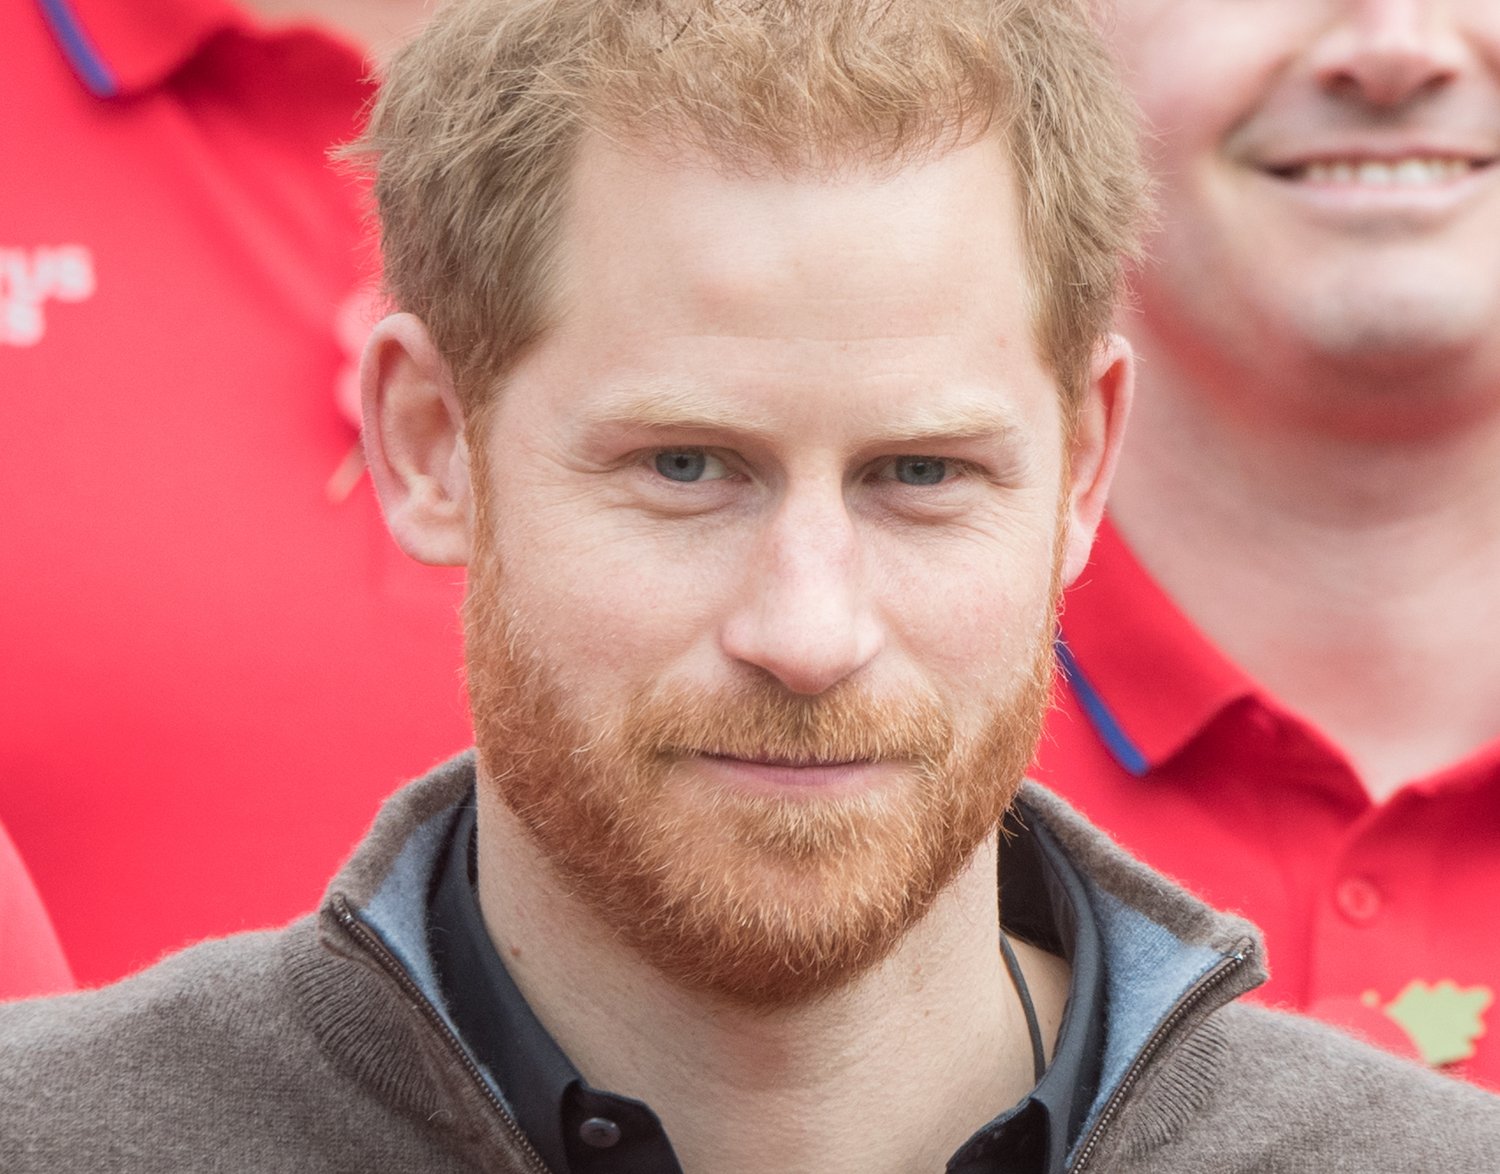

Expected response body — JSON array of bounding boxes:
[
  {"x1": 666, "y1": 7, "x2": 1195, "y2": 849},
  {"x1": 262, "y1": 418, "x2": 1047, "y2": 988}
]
[{"x1": 3, "y1": 1, "x2": 1499, "y2": 1171}]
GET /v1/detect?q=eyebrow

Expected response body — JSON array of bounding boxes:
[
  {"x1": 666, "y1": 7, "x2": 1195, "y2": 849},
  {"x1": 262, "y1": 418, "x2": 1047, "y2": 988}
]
[
  {"x1": 578, "y1": 381, "x2": 778, "y2": 436},
  {"x1": 868, "y1": 401, "x2": 1026, "y2": 446},
  {"x1": 578, "y1": 379, "x2": 1027, "y2": 447}
]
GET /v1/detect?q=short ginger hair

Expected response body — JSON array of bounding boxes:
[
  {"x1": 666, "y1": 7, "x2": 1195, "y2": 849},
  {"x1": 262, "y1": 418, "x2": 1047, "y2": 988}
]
[{"x1": 354, "y1": 0, "x2": 1146, "y2": 410}]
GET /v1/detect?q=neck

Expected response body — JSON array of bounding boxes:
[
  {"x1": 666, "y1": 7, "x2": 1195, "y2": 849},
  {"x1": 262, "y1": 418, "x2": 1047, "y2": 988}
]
[
  {"x1": 237, "y1": 0, "x2": 430, "y2": 61},
  {"x1": 473, "y1": 786, "x2": 1062, "y2": 1174},
  {"x1": 1112, "y1": 313, "x2": 1500, "y2": 799}
]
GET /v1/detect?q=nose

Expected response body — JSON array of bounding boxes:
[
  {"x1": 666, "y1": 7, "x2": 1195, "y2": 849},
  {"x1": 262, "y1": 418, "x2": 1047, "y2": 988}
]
[
  {"x1": 1311, "y1": 0, "x2": 1465, "y2": 108},
  {"x1": 718, "y1": 487, "x2": 884, "y2": 696}
]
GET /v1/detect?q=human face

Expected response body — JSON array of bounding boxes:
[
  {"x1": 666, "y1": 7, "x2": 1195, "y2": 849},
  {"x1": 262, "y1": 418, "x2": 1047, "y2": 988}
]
[
  {"x1": 1111, "y1": 0, "x2": 1500, "y2": 401},
  {"x1": 463, "y1": 135, "x2": 1086, "y2": 1005}
]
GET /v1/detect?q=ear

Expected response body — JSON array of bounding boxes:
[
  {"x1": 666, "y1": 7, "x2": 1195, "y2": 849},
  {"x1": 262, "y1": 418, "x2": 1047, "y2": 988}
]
[
  {"x1": 361, "y1": 312, "x2": 473, "y2": 566},
  {"x1": 1059, "y1": 333, "x2": 1133, "y2": 586}
]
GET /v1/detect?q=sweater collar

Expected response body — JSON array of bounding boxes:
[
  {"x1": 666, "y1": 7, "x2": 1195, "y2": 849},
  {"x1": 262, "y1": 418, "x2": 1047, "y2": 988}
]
[
  {"x1": 427, "y1": 795, "x2": 1110, "y2": 1174},
  {"x1": 324, "y1": 753, "x2": 1266, "y2": 1167}
]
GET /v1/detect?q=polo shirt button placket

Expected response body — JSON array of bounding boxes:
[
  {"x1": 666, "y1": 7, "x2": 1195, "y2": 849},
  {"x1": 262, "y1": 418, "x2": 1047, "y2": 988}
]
[
  {"x1": 1334, "y1": 876, "x2": 1382, "y2": 926},
  {"x1": 579, "y1": 1117, "x2": 623, "y2": 1149}
]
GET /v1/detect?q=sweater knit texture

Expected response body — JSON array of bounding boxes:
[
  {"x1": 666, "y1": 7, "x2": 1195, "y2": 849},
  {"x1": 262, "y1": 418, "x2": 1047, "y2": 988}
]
[{"x1": 3, "y1": 753, "x2": 1499, "y2": 1172}]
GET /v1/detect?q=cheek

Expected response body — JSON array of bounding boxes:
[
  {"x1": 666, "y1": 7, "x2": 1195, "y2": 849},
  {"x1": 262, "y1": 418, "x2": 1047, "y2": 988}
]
[
  {"x1": 1111, "y1": 6, "x2": 1234, "y2": 125},
  {"x1": 871, "y1": 519, "x2": 1059, "y2": 692},
  {"x1": 1114, "y1": 5, "x2": 1312, "y2": 149},
  {"x1": 492, "y1": 500, "x2": 746, "y2": 687}
]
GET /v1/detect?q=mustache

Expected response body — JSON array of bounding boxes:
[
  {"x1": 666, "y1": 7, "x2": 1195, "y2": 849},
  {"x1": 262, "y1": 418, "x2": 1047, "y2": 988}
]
[{"x1": 623, "y1": 677, "x2": 957, "y2": 767}]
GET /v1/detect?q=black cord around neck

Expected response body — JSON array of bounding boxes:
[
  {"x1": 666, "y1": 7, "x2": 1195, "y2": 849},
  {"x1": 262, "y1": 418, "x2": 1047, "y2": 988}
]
[{"x1": 999, "y1": 931, "x2": 1047, "y2": 1084}]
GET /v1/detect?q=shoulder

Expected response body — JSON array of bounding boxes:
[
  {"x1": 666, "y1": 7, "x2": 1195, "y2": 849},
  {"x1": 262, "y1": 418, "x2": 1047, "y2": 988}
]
[
  {"x1": 0, "y1": 818, "x2": 73, "y2": 999},
  {"x1": 0, "y1": 919, "x2": 461, "y2": 1173},
  {"x1": 0, "y1": 925, "x2": 293, "y2": 1074},
  {"x1": 0, "y1": 926, "x2": 297, "y2": 1165},
  {"x1": 1106, "y1": 1002, "x2": 1500, "y2": 1171}
]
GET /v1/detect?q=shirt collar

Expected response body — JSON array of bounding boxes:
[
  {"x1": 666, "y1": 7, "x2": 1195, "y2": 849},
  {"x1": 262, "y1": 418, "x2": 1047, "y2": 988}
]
[
  {"x1": 34, "y1": 0, "x2": 359, "y2": 98},
  {"x1": 948, "y1": 804, "x2": 1106, "y2": 1173},
  {"x1": 430, "y1": 802, "x2": 681, "y2": 1174},
  {"x1": 430, "y1": 795, "x2": 1106, "y2": 1174},
  {"x1": 1057, "y1": 516, "x2": 1256, "y2": 776},
  {"x1": 36, "y1": 0, "x2": 241, "y2": 97}
]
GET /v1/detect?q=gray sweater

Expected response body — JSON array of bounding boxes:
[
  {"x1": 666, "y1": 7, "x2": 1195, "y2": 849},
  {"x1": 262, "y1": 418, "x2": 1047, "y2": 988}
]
[{"x1": 3, "y1": 754, "x2": 1499, "y2": 1172}]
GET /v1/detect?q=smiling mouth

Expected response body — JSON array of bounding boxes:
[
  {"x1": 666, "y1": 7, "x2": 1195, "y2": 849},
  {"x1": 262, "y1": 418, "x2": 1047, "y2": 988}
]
[{"x1": 1268, "y1": 156, "x2": 1493, "y2": 186}]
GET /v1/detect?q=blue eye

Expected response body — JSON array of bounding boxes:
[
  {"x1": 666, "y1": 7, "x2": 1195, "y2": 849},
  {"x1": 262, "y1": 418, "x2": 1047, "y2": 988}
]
[
  {"x1": 892, "y1": 456, "x2": 948, "y2": 486},
  {"x1": 653, "y1": 450, "x2": 725, "y2": 482}
]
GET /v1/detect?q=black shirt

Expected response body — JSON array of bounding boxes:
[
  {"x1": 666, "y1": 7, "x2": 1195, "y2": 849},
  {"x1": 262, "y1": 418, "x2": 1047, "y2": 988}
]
[{"x1": 429, "y1": 798, "x2": 1103, "y2": 1174}]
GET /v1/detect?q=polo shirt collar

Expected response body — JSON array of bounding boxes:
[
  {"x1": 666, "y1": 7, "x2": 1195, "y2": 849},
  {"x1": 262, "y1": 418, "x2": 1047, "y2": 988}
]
[
  {"x1": 430, "y1": 796, "x2": 1106, "y2": 1174},
  {"x1": 1057, "y1": 516, "x2": 1254, "y2": 776},
  {"x1": 35, "y1": 0, "x2": 353, "y2": 99}
]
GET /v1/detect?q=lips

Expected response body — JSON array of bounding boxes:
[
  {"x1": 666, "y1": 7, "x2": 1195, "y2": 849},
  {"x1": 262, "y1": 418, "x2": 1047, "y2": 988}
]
[
  {"x1": 688, "y1": 751, "x2": 903, "y2": 795},
  {"x1": 703, "y1": 752, "x2": 865, "y2": 769}
]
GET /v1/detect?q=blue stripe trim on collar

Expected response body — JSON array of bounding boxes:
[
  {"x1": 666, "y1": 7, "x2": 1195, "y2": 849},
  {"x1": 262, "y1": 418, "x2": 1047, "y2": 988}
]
[
  {"x1": 1055, "y1": 638, "x2": 1150, "y2": 778},
  {"x1": 36, "y1": 0, "x2": 118, "y2": 98}
]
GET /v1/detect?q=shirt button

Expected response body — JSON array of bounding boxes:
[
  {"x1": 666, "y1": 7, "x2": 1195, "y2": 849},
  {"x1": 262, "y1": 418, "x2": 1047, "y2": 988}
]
[
  {"x1": 579, "y1": 1117, "x2": 622, "y2": 1149},
  {"x1": 1335, "y1": 877, "x2": 1382, "y2": 924}
]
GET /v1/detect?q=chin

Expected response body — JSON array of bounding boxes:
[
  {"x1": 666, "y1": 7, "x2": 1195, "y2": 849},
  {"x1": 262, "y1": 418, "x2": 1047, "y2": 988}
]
[{"x1": 1295, "y1": 291, "x2": 1489, "y2": 374}]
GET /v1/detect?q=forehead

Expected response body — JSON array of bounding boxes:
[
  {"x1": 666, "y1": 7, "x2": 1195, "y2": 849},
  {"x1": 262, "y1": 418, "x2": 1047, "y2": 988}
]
[
  {"x1": 482, "y1": 129, "x2": 1069, "y2": 463},
  {"x1": 545, "y1": 131, "x2": 1036, "y2": 358}
]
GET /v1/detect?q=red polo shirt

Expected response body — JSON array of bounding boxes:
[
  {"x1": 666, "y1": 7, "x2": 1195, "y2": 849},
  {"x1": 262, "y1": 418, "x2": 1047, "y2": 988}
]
[
  {"x1": 0, "y1": 821, "x2": 74, "y2": 1002},
  {"x1": 0, "y1": 0, "x2": 470, "y2": 986},
  {"x1": 1036, "y1": 518, "x2": 1500, "y2": 1088}
]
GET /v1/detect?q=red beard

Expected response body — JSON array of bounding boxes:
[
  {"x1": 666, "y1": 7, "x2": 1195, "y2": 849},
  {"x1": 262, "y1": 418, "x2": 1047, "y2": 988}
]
[{"x1": 464, "y1": 545, "x2": 1056, "y2": 1008}]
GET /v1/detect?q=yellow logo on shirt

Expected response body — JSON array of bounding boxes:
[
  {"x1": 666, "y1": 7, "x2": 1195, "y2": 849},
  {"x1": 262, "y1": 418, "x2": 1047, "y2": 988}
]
[{"x1": 1362, "y1": 981, "x2": 1494, "y2": 1067}]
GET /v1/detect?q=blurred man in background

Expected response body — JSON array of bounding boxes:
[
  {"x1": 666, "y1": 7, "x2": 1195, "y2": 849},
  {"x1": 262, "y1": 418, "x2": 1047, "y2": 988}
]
[
  {"x1": 1037, "y1": 0, "x2": 1500, "y2": 1085},
  {"x1": 0, "y1": 0, "x2": 465, "y2": 988}
]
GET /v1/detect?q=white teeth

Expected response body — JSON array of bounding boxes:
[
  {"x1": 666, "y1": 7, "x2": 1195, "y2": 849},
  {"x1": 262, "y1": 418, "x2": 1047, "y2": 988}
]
[{"x1": 1294, "y1": 157, "x2": 1474, "y2": 185}]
